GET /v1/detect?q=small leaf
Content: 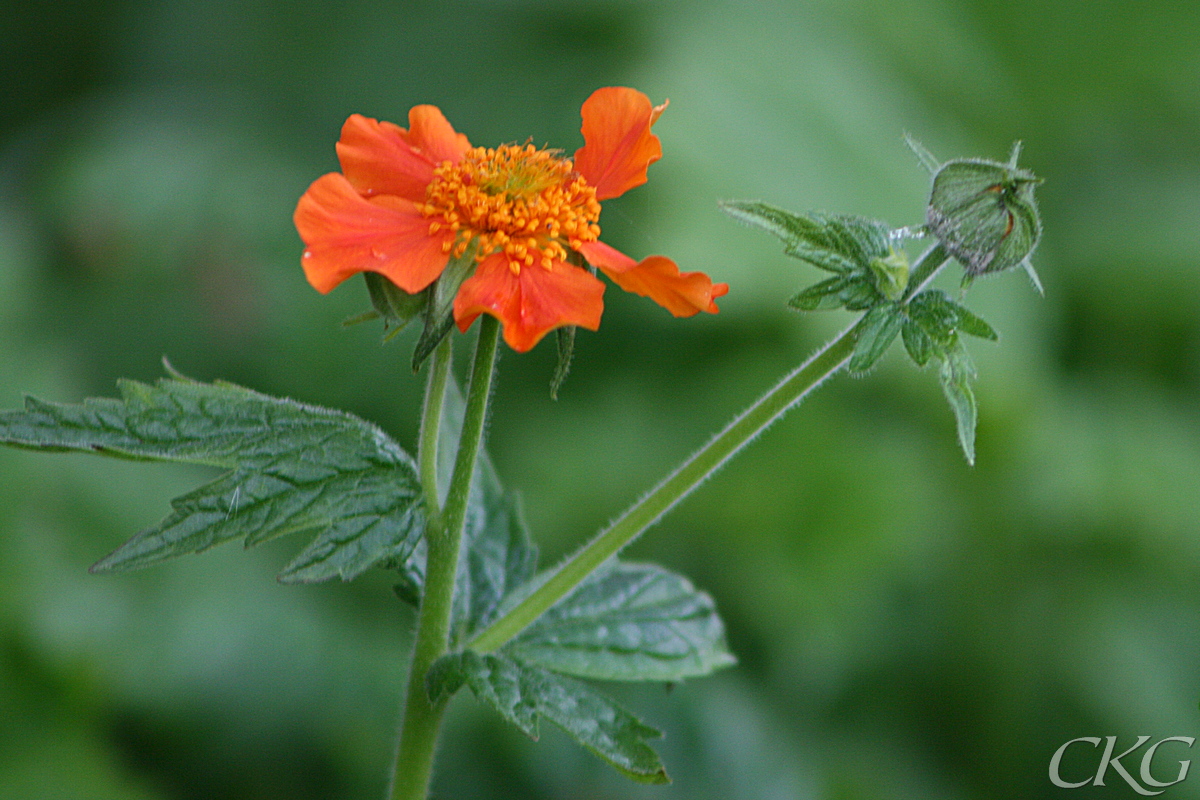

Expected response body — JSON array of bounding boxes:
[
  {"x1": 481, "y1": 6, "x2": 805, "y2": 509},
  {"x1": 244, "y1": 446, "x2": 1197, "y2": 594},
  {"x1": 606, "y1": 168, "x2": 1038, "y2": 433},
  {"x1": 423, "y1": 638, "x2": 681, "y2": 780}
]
[
  {"x1": 901, "y1": 318, "x2": 936, "y2": 367},
  {"x1": 412, "y1": 248, "x2": 476, "y2": 372},
  {"x1": 849, "y1": 304, "x2": 903, "y2": 373},
  {"x1": 841, "y1": 279, "x2": 881, "y2": 311},
  {"x1": 363, "y1": 272, "x2": 427, "y2": 336},
  {"x1": 908, "y1": 291, "x2": 997, "y2": 342},
  {"x1": 430, "y1": 650, "x2": 669, "y2": 784},
  {"x1": 0, "y1": 377, "x2": 424, "y2": 582},
  {"x1": 550, "y1": 326, "x2": 576, "y2": 400},
  {"x1": 952, "y1": 303, "x2": 999, "y2": 342},
  {"x1": 505, "y1": 561, "x2": 736, "y2": 682},
  {"x1": 720, "y1": 201, "x2": 893, "y2": 274},
  {"x1": 939, "y1": 344, "x2": 979, "y2": 465},
  {"x1": 787, "y1": 275, "x2": 852, "y2": 311},
  {"x1": 868, "y1": 250, "x2": 910, "y2": 301}
]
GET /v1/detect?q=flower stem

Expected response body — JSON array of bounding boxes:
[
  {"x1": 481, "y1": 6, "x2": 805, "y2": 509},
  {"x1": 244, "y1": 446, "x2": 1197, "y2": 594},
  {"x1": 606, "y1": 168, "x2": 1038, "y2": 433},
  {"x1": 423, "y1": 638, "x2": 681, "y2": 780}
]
[
  {"x1": 389, "y1": 317, "x2": 501, "y2": 800},
  {"x1": 417, "y1": 336, "x2": 453, "y2": 516},
  {"x1": 470, "y1": 243, "x2": 951, "y2": 655}
]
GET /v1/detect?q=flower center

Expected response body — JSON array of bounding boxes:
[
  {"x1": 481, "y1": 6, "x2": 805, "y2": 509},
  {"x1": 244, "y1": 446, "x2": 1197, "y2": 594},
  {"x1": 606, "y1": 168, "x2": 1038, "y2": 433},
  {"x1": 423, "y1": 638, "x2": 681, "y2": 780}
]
[{"x1": 419, "y1": 144, "x2": 602, "y2": 272}]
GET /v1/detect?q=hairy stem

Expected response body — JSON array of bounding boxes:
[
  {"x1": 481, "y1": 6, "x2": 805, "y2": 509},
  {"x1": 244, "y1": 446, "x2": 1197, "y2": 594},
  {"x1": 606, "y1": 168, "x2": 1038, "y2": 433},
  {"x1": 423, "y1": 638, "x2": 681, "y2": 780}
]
[
  {"x1": 417, "y1": 336, "x2": 453, "y2": 516},
  {"x1": 470, "y1": 243, "x2": 951, "y2": 654},
  {"x1": 389, "y1": 317, "x2": 501, "y2": 800}
]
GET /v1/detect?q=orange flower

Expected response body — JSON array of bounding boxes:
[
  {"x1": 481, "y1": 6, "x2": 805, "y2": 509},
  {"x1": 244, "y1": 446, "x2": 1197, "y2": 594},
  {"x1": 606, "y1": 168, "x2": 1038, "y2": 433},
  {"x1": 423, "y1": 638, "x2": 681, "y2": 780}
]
[{"x1": 294, "y1": 87, "x2": 728, "y2": 352}]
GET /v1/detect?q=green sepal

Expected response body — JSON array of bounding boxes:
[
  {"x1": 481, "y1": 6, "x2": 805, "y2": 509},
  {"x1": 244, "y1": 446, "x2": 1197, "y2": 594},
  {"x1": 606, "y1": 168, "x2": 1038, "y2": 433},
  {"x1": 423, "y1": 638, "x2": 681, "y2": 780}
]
[
  {"x1": 0, "y1": 375, "x2": 424, "y2": 582},
  {"x1": 504, "y1": 561, "x2": 736, "y2": 682},
  {"x1": 550, "y1": 326, "x2": 576, "y2": 400},
  {"x1": 849, "y1": 304, "x2": 903, "y2": 373},
  {"x1": 363, "y1": 272, "x2": 427, "y2": 340},
  {"x1": 341, "y1": 309, "x2": 381, "y2": 328},
  {"x1": 903, "y1": 133, "x2": 941, "y2": 174},
  {"x1": 426, "y1": 650, "x2": 669, "y2": 784},
  {"x1": 939, "y1": 343, "x2": 979, "y2": 465},
  {"x1": 412, "y1": 247, "x2": 476, "y2": 372}
]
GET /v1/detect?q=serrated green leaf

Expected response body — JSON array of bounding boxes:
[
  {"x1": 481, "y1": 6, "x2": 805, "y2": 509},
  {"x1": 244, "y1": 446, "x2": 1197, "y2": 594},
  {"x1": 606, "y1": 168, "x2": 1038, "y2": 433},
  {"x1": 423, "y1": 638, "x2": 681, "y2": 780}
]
[
  {"x1": 908, "y1": 290, "x2": 997, "y2": 343},
  {"x1": 505, "y1": 561, "x2": 735, "y2": 682},
  {"x1": 428, "y1": 650, "x2": 668, "y2": 784},
  {"x1": 950, "y1": 303, "x2": 999, "y2": 341},
  {"x1": 720, "y1": 201, "x2": 893, "y2": 274},
  {"x1": 906, "y1": 292, "x2": 959, "y2": 349},
  {"x1": 939, "y1": 344, "x2": 979, "y2": 465},
  {"x1": 412, "y1": 248, "x2": 476, "y2": 372},
  {"x1": 363, "y1": 272, "x2": 427, "y2": 337},
  {"x1": 841, "y1": 279, "x2": 881, "y2": 311},
  {"x1": 550, "y1": 326, "x2": 576, "y2": 400},
  {"x1": 901, "y1": 318, "x2": 936, "y2": 367},
  {"x1": 849, "y1": 304, "x2": 903, "y2": 373},
  {"x1": 787, "y1": 275, "x2": 852, "y2": 311},
  {"x1": 0, "y1": 377, "x2": 424, "y2": 582}
]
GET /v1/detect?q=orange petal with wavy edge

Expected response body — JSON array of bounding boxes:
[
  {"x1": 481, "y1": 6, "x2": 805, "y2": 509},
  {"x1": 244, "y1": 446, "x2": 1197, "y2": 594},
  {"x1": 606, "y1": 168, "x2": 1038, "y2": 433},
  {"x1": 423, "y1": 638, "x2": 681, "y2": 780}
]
[
  {"x1": 336, "y1": 108, "x2": 470, "y2": 201},
  {"x1": 294, "y1": 172, "x2": 453, "y2": 294},
  {"x1": 573, "y1": 87, "x2": 667, "y2": 201},
  {"x1": 578, "y1": 240, "x2": 728, "y2": 317},
  {"x1": 453, "y1": 254, "x2": 605, "y2": 352}
]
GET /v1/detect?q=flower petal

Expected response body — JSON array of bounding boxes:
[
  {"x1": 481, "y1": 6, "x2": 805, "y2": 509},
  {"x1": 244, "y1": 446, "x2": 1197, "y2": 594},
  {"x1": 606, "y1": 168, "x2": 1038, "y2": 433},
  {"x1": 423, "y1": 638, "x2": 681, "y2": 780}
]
[
  {"x1": 336, "y1": 108, "x2": 470, "y2": 201},
  {"x1": 579, "y1": 240, "x2": 728, "y2": 317},
  {"x1": 453, "y1": 254, "x2": 605, "y2": 352},
  {"x1": 294, "y1": 172, "x2": 453, "y2": 294},
  {"x1": 573, "y1": 87, "x2": 668, "y2": 201},
  {"x1": 405, "y1": 105, "x2": 472, "y2": 164}
]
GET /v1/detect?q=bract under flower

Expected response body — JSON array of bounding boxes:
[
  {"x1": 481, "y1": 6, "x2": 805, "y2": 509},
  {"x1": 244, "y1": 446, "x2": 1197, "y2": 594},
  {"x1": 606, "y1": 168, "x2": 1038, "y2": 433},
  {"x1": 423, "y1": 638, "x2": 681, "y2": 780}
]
[{"x1": 294, "y1": 87, "x2": 727, "y2": 352}]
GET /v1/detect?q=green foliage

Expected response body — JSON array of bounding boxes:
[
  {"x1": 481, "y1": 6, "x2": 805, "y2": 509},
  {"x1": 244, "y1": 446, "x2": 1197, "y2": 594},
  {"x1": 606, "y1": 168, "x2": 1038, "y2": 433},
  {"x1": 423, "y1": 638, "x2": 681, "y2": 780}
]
[
  {"x1": 848, "y1": 304, "x2": 904, "y2": 374},
  {"x1": 721, "y1": 194, "x2": 1009, "y2": 462},
  {"x1": 0, "y1": 375, "x2": 424, "y2": 582},
  {"x1": 504, "y1": 561, "x2": 736, "y2": 681},
  {"x1": 426, "y1": 650, "x2": 669, "y2": 784},
  {"x1": 720, "y1": 201, "x2": 891, "y2": 275},
  {"x1": 720, "y1": 201, "x2": 903, "y2": 315},
  {"x1": 938, "y1": 344, "x2": 979, "y2": 465},
  {"x1": 899, "y1": 290, "x2": 998, "y2": 463}
]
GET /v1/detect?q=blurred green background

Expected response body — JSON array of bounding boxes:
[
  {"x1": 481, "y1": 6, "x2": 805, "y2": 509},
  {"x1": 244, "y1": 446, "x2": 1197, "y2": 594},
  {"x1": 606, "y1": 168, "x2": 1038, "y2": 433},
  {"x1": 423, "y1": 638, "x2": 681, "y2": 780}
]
[{"x1": 3, "y1": 0, "x2": 1199, "y2": 798}]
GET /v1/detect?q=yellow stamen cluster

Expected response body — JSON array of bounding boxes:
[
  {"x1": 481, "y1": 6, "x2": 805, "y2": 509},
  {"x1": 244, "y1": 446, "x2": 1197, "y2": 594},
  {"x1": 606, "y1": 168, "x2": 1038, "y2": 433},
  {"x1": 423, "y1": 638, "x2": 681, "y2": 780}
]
[{"x1": 418, "y1": 144, "x2": 602, "y2": 274}]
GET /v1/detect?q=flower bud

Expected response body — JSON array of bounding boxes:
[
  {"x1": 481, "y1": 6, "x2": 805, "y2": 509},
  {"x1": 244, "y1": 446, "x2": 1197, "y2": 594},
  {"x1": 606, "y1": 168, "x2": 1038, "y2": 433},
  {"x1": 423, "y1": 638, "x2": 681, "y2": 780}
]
[
  {"x1": 925, "y1": 145, "x2": 1042, "y2": 277},
  {"x1": 868, "y1": 249, "x2": 909, "y2": 301}
]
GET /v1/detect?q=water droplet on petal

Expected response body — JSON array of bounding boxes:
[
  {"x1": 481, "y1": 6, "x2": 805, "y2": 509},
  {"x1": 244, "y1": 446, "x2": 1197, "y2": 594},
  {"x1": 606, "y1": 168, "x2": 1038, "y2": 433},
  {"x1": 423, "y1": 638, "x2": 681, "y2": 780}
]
[
  {"x1": 371, "y1": 248, "x2": 388, "y2": 261},
  {"x1": 302, "y1": 250, "x2": 313, "y2": 259}
]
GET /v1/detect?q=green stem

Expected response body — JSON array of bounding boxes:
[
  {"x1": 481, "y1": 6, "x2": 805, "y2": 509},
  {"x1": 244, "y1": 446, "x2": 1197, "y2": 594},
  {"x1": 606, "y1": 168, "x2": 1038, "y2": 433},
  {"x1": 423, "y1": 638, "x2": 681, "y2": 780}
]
[
  {"x1": 470, "y1": 242, "x2": 951, "y2": 655},
  {"x1": 389, "y1": 317, "x2": 501, "y2": 800},
  {"x1": 903, "y1": 242, "x2": 948, "y2": 301},
  {"x1": 417, "y1": 336, "x2": 453, "y2": 516}
]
